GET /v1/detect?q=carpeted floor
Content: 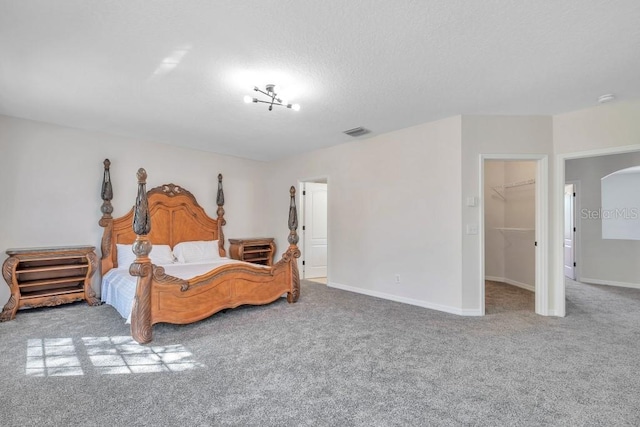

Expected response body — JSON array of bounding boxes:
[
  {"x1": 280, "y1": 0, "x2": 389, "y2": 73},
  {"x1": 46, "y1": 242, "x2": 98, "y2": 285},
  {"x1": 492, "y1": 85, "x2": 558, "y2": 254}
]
[
  {"x1": 1, "y1": 279, "x2": 639, "y2": 426},
  {"x1": 485, "y1": 280, "x2": 534, "y2": 314}
]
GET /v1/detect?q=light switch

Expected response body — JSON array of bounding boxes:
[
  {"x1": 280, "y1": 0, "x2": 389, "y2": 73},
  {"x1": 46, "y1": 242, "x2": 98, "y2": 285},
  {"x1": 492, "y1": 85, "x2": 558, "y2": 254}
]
[
  {"x1": 466, "y1": 197, "x2": 477, "y2": 207},
  {"x1": 466, "y1": 224, "x2": 478, "y2": 235}
]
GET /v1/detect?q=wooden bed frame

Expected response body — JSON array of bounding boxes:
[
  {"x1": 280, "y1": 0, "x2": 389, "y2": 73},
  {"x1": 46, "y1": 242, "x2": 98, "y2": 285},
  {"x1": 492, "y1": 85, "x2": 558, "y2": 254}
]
[{"x1": 98, "y1": 159, "x2": 300, "y2": 344}]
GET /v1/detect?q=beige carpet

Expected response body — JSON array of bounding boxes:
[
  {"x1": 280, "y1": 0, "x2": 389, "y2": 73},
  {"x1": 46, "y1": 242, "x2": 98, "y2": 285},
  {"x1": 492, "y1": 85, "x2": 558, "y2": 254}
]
[
  {"x1": 485, "y1": 280, "x2": 534, "y2": 314},
  {"x1": 3, "y1": 279, "x2": 640, "y2": 425}
]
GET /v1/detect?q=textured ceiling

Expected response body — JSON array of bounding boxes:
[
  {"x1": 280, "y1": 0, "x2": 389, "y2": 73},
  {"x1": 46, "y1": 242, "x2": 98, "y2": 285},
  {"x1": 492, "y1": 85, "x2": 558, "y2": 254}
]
[{"x1": 1, "y1": 1, "x2": 639, "y2": 161}]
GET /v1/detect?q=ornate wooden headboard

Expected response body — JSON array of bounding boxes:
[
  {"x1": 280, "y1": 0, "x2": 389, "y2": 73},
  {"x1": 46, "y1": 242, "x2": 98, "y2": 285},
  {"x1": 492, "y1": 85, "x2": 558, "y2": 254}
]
[{"x1": 98, "y1": 159, "x2": 226, "y2": 274}]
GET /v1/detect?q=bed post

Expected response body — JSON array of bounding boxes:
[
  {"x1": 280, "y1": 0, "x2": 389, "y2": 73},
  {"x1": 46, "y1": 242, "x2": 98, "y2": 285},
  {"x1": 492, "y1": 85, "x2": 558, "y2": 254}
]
[
  {"x1": 129, "y1": 168, "x2": 153, "y2": 344},
  {"x1": 216, "y1": 173, "x2": 226, "y2": 257},
  {"x1": 286, "y1": 186, "x2": 301, "y2": 303},
  {"x1": 99, "y1": 159, "x2": 114, "y2": 274}
]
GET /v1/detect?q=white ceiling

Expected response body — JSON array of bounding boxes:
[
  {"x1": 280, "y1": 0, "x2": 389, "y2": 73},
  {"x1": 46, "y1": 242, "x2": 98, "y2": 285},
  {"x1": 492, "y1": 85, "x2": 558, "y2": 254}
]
[{"x1": 1, "y1": 1, "x2": 639, "y2": 161}]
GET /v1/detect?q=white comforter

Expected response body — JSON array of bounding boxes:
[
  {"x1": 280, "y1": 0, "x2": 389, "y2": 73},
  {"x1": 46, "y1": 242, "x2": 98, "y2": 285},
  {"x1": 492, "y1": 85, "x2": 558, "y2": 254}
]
[{"x1": 101, "y1": 259, "x2": 253, "y2": 323}]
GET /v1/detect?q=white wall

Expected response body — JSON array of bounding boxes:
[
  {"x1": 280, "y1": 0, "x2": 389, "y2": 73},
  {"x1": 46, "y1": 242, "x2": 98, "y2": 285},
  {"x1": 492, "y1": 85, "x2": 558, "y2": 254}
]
[
  {"x1": 483, "y1": 161, "x2": 505, "y2": 279},
  {"x1": 553, "y1": 100, "x2": 640, "y2": 155},
  {"x1": 601, "y1": 166, "x2": 640, "y2": 240},
  {"x1": 461, "y1": 116, "x2": 553, "y2": 312},
  {"x1": 0, "y1": 115, "x2": 268, "y2": 306},
  {"x1": 503, "y1": 161, "x2": 536, "y2": 288},
  {"x1": 265, "y1": 115, "x2": 553, "y2": 315},
  {"x1": 565, "y1": 152, "x2": 640, "y2": 287},
  {"x1": 265, "y1": 116, "x2": 465, "y2": 313}
]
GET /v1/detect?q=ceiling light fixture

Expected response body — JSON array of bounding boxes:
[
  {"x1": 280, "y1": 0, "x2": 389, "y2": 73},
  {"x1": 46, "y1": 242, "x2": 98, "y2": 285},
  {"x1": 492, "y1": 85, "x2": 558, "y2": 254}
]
[{"x1": 244, "y1": 84, "x2": 300, "y2": 111}]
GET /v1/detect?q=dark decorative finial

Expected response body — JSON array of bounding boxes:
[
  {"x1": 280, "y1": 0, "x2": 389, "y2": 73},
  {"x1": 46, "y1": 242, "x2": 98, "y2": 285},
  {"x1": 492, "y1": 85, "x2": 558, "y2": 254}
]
[
  {"x1": 137, "y1": 168, "x2": 147, "y2": 183},
  {"x1": 133, "y1": 168, "x2": 151, "y2": 236},
  {"x1": 216, "y1": 174, "x2": 225, "y2": 207},
  {"x1": 101, "y1": 158, "x2": 113, "y2": 216},
  {"x1": 288, "y1": 186, "x2": 299, "y2": 245},
  {"x1": 216, "y1": 174, "x2": 226, "y2": 248}
]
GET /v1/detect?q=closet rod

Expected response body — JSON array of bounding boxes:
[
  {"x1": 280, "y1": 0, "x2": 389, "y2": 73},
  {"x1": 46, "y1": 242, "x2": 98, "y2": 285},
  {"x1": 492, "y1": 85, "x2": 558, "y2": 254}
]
[
  {"x1": 496, "y1": 178, "x2": 535, "y2": 190},
  {"x1": 490, "y1": 178, "x2": 535, "y2": 200}
]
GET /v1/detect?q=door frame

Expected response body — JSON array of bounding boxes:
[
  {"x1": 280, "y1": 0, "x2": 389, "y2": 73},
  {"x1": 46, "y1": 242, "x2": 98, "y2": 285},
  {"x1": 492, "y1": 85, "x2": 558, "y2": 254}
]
[
  {"x1": 298, "y1": 176, "x2": 329, "y2": 282},
  {"x1": 564, "y1": 181, "x2": 580, "y2": 281},
  {"x1": 553, "y1": 143, "x2": 640, "y2": 317},
  {"x1": 479, "y1": 154, "x2": 549, "y2": 316}
]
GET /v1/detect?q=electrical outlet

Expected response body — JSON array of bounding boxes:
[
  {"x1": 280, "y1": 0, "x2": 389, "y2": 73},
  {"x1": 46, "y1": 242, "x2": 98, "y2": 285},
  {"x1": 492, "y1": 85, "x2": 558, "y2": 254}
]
[{"x1": 395, "y1": 274, "x2": 401, "y2": 283}]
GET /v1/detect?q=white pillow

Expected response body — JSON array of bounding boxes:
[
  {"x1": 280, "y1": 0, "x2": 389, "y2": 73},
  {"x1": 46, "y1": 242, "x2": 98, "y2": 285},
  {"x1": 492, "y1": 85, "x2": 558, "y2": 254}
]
[
  {"x1": 173, "y1": 240, "x2": 221, "y2": 263},
  {"x1": 116, "y1": 243, "x2": 176, "y2": 268},
  {"x1": 149, "y1": 245, "x2": 176, "y2": 265},
  {"x1": 116, "y1": 244, "x2": 136, "y2": 269}
]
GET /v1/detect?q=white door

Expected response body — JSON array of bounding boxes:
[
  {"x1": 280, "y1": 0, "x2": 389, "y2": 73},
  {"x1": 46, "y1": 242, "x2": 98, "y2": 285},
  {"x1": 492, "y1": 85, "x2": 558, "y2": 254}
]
[
  {"x1": 564, "y1": 184, "x2": 576, "y2": 280},
  {"x1": 303, "y1": 182, "x2": 328, "y2": 278}
]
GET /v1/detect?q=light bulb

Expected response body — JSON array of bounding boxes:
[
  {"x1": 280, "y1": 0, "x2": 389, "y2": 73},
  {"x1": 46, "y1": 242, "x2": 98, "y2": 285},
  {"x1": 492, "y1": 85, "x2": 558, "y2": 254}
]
[
  {"x1": 243, "y1": 95, "x2": 252, "y2": 104},
  {"x1": 291, "y1": 104, "x2": 300, "y2": 111}
]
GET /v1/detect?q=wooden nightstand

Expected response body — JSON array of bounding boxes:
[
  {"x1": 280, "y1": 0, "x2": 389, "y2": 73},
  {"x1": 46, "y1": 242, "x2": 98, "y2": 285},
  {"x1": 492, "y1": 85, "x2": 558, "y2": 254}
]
[
  {"x1": 228, "y1": 238, "x2": 275, "y2": 266},
  {"x1": 1, "y1": 245, "x2": 100, "y2": 321}
]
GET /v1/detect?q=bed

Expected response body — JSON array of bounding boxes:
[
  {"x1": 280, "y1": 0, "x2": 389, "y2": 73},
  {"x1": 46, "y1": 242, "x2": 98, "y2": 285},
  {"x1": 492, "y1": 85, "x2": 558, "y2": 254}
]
[{"x1": 98, "y1": 159, "x2": 300, "y2": 344}]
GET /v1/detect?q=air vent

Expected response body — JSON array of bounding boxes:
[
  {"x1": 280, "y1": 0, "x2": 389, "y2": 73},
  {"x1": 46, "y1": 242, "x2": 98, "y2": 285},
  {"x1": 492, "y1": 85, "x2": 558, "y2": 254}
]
[{"x1": 343, "y1": 126, "x2": 371, "y2": 137}]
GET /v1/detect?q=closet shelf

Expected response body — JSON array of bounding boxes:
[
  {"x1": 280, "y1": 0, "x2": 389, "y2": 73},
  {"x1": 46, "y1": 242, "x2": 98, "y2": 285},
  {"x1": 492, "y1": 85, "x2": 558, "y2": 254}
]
[
  {"x1": 491, "y1": 178, "x2": 535, "y2": 200},
  {"x1": 495, "y1": 227, "x2": 535, "y2": 232}
]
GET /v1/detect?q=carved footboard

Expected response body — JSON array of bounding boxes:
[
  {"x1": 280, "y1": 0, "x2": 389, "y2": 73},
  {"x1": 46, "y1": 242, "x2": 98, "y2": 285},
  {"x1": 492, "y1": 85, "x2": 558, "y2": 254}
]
[
  {"x1": 103, "y1": 164, "x2": 300, "y2": 344},
  {"x1": 143, "y1": 258, "x2": 298, "y2": 326}
]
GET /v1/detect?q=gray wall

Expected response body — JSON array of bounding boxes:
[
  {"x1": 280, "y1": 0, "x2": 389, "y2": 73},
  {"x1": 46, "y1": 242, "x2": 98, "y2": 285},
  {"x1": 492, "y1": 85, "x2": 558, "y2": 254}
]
[{"x1": 566, "y1": 152, "x2": 640, "y2": 287}]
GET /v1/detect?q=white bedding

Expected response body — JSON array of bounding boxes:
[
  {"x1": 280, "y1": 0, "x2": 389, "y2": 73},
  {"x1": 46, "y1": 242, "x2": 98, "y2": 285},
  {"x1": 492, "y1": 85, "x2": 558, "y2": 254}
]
[{"x1": 101, "y1": 258, "x2": 255, "y2": 323}]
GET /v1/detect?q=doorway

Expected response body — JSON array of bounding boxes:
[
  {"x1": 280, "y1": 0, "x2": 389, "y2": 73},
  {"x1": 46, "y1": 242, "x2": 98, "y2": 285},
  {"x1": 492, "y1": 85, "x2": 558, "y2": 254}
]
[
  {"x1": 480, "y1": 154, "x2": 549, "y2": 316},
  {"x1": 299, "y1": 180, "x2": 328, "y2": 283},
  {"x1": 555, "y1": 144, "x2": 640, "y2": 317},
  {"x1": 483, "y1": 160, "x2": 537, "y2": 313},
  {"x1": 563, "y1": 183, "x2": 577, "y2": 280}
]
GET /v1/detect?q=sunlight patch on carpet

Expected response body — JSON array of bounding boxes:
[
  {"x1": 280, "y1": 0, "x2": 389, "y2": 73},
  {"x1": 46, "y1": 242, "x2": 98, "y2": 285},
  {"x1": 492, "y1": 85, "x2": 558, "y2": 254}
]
[{"x1": 25, "y1": 336, "x2": 204, "y2": 377}]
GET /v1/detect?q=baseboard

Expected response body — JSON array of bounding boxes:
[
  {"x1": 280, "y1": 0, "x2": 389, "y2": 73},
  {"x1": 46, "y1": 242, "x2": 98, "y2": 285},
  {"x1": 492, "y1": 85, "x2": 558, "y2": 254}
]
[
  {"x1": 485, "y1": 276, "x2": 534, "y2": 292},
  {"x1": 327, "y1": 282, "x2": 482, "y2": 316},
  {"x1": 459, "y1": 308, "x2": 483, "y2": 316},
  {"x1": 579, "y1": 277, "x2": 640, "y2": 290}
]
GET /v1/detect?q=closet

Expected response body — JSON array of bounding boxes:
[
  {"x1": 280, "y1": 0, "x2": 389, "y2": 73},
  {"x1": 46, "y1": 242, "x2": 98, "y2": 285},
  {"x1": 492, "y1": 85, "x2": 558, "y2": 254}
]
[{"x1": 484, "y1": 161, "x2": 536, "y2": 294}]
